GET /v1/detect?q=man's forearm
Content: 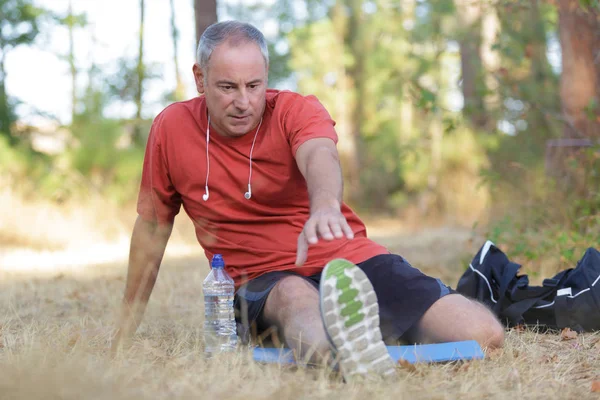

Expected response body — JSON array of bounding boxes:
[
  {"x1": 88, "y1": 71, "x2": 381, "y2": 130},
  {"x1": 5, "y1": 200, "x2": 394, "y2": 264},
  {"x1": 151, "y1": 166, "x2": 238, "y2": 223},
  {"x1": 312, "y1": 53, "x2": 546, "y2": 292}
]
[
  {"x1": 304, "y1": 146, "x2": 343, "y2": 213},
  {"x1": 117, "y1": 216, "x2": 172, "y2": 338}
]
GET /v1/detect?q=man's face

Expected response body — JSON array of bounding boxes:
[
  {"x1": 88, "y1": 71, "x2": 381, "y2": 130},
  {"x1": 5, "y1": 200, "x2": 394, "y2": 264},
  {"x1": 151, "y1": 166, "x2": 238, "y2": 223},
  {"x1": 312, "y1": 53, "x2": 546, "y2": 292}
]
[{"x1": 193, "y1": 40, "x2": 268, "y2": 138}]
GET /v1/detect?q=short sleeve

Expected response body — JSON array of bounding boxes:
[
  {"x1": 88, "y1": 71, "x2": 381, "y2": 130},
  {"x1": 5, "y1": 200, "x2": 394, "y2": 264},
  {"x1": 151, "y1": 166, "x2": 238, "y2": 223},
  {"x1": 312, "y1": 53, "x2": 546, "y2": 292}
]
[
  {"x1": 136, "y1": 117, "x2": 182, "y2": 224},
  {"x1": 283, "y1": 94, "x2": 338, "y2": 155}
]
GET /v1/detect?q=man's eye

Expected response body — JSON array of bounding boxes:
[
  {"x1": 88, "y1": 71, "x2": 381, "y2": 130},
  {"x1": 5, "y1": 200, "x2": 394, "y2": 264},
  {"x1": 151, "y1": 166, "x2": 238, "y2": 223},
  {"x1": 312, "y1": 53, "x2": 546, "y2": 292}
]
[
  {"x1": 249, "y1": 84, "x2": 258, "y2": 89},
  {"x1": 221, "y1": 85, "x2": 233, "y2": 90}
]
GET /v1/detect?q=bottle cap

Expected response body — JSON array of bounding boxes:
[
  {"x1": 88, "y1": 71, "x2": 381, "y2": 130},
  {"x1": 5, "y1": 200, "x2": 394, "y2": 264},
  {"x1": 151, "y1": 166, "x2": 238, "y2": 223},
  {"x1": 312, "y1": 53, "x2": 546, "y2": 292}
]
[{"x1": 211, "y1": 254, "x2": 225, "y2": 269}]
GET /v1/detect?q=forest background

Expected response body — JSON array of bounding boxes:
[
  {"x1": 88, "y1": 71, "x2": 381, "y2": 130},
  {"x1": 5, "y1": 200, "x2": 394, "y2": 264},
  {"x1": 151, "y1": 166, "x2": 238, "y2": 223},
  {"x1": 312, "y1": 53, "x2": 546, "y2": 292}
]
[
  {"x1": 1, "y1": 0, "x2": 599, "y2": 277},
  {"x1": 2, "y1": 1, "x2": 600, "y2": 398}
]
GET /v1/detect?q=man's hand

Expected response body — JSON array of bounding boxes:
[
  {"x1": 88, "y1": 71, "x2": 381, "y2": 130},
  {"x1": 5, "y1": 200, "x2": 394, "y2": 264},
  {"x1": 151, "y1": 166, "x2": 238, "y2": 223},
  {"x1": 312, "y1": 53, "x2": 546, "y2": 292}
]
[
  {"x1": 110, "y1": 310, "x2": 138, "y2": 357},
  {"x1": 111, "y1": 216, "x2": 172, "y2": 355},
  {"x1": 295, "y1": 206, "x2": 354, "y2": 266},
  {"x1": 294, "y1": 138, "x2": 353, "y2": 267}
]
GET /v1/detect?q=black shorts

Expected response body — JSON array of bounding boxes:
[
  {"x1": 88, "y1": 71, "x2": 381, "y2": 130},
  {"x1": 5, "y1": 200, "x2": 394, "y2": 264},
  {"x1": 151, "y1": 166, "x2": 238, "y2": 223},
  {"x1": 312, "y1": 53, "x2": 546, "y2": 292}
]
[{"x1": 234, "y1": 253, "x2": 455, "y2": 344}]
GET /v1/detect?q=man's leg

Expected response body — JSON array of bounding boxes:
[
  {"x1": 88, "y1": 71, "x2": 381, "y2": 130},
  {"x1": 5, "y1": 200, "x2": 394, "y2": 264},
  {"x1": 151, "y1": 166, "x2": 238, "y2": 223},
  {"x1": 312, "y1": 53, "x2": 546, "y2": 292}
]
[
  {"x1": 403, "y1": 294, "x2": 505, "y2": 349},
  {"x1": 261, "y1": 276, "x2": 330, "y2": 363},
  {"x1": 356, "y1": 253, "x2": 505, "y2": 350}
]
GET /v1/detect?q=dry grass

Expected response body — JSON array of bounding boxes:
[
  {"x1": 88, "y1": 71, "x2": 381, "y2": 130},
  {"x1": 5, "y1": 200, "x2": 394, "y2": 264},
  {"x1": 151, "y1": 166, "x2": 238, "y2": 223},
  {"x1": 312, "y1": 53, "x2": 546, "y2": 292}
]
[
  {"x1": 2, "y1": 227, "x2": 600, "y2": 400},
  {"x1": 0, "y1": 187, "x2": 129, "y2": 251},
  {"x1": 0, "y1": 186, "x2": 199, "y2": 253}
]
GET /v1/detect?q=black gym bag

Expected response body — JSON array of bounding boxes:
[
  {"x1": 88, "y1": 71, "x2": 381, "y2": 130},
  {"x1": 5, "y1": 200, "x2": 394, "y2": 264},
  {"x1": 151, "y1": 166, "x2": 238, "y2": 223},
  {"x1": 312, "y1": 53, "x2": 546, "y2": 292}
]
[{"x1": 456, "y1": 240, "x2": 600, "y2": 332}]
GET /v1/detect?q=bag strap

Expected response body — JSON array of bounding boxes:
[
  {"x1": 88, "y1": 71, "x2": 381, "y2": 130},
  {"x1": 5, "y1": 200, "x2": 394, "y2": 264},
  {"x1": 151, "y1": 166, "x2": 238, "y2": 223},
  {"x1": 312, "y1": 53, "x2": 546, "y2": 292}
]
[
  {"x1": 510, "y1": 269, "x2": 572, "y2": 302},
  {"x1": 502, "y1": 296, "x2": 547, "y2": 326},
  {"x1": 493, "y1": 262, "x2": 521, "y2": 314},
  {"x1": 510, "y1": 285, "x2": 555, "y2": 302},
  {"x1": 502, "y1": 269, "x2": 572, "y2": 326},
  {"x1": 542, "y1": 269, "x2": 571, "y2": 288}
]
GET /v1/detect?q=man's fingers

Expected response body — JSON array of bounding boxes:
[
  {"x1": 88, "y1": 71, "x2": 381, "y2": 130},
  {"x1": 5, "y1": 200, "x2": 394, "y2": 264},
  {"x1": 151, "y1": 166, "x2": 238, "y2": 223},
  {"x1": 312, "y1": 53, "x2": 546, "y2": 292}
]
[
  {"x1": 340, "y1": 217, "x2": 354, "y2": 239},
  {"x1": 297, "y1": 213, "x2": 354, "y2": 266},
  {"x1": 329, "y1": 218, "x2": 344, "y2": 239},
  {"x1": 296, "y1": 232, "x2": 308, "y2": 266},
  {"x1": 304, "y1": 218, "x2": 319, "y2": 244},
  {"x1": 317, "y1": 218, "x2": 334, "y2": 240}
]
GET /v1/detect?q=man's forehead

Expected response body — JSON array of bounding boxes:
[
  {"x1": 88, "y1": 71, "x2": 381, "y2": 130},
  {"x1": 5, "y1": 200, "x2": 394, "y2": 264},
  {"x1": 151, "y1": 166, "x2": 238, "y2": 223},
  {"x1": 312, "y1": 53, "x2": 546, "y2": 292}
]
[
  {"x1": 209, "y1": 40, "x2": 265, "y2": 66},
  {"x1": 206, "y1": 41, "x2": 267, "y2": 81}
]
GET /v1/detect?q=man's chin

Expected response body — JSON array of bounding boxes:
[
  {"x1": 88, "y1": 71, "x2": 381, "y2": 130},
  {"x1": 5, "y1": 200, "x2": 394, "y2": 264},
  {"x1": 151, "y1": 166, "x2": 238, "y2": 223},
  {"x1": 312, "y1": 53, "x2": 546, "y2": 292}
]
[
  {"x1": 227, "y1": 121, "x2": 258, "y2": 136},
  {"x1": 225, "y1": 127, "x2": 250, "y2": 137}
]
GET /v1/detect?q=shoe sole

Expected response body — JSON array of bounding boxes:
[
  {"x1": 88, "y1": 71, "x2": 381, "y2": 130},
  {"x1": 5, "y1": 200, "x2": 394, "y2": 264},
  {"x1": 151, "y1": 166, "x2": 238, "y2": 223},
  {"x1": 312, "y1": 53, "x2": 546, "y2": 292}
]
[{"x1": 319, "y1": 259, "x2": 396, "y2": 379}]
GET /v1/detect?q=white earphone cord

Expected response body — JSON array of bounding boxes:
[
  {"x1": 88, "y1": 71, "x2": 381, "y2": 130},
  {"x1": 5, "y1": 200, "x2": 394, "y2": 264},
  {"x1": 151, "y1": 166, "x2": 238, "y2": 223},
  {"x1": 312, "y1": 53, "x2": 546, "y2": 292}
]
[
  {"x1": 203, "y1": 117, "x2": 211, "y2": 201},
  {"x1": 203, "y1": 115, "x2": 263, "y2": 202},
  {"x1": 245, "y1": 117, "x2": 263, "y2": 199}
]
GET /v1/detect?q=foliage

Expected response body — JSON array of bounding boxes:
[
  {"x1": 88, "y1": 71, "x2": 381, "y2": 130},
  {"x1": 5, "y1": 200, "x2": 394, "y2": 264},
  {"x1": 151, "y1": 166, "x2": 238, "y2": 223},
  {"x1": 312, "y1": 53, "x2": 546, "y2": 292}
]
[
  {"x1": 487, "y1": 215, "x2": 600, "y2": 280},
  {"x1": 0, "y1": 0, "x2": 48, "y2": 143},
  {"x1": 485, "y1": 147, "x2": 600, "y2": 278},
  {"x1": 0, "y1": 0, "x2": 598, "y2": 245},
  {"x1": 107, "y1": 57, "x2": 161, "y2": 118},
  {"x1": 68, "y1": 64, "x2": 145, "y2": 203},
  {"x1": 0, "y1": 0, "x2": 45, "y2": 49}
]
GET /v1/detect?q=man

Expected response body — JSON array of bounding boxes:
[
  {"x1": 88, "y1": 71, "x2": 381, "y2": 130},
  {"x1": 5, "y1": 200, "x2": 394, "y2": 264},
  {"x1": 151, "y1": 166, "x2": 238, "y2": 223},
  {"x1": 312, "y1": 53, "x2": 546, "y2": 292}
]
[{"x1": 114, "y1": 20, "x2": 504, "y2": 378}]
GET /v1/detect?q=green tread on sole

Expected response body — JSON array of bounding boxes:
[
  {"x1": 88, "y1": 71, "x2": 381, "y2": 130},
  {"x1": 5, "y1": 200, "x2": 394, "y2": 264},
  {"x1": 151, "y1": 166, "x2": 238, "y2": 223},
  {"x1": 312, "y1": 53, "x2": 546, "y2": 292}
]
[
  {"x1": 344, "y1": 312, "x2": 365, "y2": 327},
  {"x1": 341, "y1": 300, "x2": 362, "y2": 317},
  {"x1": 325, "y1": 259, "x2": 352, "y2": 278},
  {"x1": 338, "y1": 288, "x2": 359, "y2": 303},
  {"x1": 336, "y1": 276, "x2": 351, "y2": 290},
  {"x1": 324, "y1": 259, "x2": 366, "y2": 328}
]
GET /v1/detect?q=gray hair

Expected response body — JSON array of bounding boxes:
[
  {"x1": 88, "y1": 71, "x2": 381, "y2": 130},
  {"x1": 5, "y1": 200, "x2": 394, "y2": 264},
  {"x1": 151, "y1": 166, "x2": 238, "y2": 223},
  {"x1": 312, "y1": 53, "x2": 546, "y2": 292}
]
[{"x1": 196, "y1": 21, "x2": 269, "y2": 72}]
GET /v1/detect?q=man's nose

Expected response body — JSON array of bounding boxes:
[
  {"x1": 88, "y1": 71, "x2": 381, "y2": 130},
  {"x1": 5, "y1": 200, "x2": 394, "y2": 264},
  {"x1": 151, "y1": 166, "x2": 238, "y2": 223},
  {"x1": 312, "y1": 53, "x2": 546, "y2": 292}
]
[{"x1": 234, "y1": 88, "x2": 250, "y2": 110}]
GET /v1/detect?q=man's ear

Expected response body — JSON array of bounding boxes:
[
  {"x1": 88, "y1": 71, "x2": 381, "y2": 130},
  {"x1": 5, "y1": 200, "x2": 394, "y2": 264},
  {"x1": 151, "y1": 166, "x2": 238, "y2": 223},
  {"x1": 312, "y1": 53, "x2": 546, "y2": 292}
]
[{"x1": 193, "y1": 63, "x2": 206, "y2": 94}]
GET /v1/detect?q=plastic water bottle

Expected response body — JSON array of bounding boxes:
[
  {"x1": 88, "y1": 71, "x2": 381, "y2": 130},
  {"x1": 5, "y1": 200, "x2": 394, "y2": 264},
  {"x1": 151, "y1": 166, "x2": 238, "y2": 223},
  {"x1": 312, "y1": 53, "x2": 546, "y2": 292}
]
[{"x1": 203, "y1": 254, "x2": 238, "y2": 356}]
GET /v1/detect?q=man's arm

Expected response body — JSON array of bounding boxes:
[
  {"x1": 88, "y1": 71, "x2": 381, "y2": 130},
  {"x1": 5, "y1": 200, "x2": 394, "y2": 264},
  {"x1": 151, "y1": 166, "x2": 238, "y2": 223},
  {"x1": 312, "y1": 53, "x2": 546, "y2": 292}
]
[
  {"x1": 294, "y1": 137, "x2": 354, "y2": 266},
  {"x1": 112, "y1": 216, "x2": 173, "y2": 351}
]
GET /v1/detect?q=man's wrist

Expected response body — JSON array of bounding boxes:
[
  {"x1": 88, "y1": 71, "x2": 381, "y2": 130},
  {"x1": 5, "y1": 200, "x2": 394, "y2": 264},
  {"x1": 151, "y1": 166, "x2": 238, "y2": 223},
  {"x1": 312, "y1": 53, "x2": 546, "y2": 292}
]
[{"x1": 309, "y1": 194, "x2": 341, "y2": 214}]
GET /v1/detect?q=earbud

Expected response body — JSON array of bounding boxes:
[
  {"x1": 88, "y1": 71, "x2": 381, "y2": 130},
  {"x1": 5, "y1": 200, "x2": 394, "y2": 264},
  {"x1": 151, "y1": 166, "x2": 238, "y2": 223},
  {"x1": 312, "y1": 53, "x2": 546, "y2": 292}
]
[
  {"x1": 204, "y1": 119, "x2": 211, "y2": 202},
  {"x1": 203, "y1": 116, "x2": 262, "y2": 203}
]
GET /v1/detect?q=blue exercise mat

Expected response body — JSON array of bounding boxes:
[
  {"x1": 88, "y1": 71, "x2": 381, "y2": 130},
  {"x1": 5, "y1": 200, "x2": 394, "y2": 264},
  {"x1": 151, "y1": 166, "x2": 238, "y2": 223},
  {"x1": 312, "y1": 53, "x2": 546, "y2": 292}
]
[{"x1": 253, "y1": 340, "x2": 484, "y2": 364}]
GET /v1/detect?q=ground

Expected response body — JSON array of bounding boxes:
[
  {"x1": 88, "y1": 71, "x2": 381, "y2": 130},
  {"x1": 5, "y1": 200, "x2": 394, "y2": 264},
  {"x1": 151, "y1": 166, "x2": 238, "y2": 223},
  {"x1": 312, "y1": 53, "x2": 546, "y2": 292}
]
[{"x1": 1, "y1": 224, "x2": 600, "y2": 399}]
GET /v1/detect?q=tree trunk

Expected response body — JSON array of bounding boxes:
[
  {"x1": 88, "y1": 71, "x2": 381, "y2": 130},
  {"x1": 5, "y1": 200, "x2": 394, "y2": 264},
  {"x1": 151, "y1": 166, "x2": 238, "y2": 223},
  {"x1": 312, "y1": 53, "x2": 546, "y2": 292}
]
[
  {"x1": 194, "y1": 0, "x2": 218, "y2": 48},
  {"x1": 170, "y1": 0, "x2": 185, "y2": 101},
  {"x1": 480, "y1": 1, "x2": 500, "y2": 124},
  {"x1": 330, "y1": 0, "x2": 361, "y2": 204},
  {"x1": 558, "y1": 0, "x2": 600, "y2": 139},
  {"x1": 546, "y1": 0, "x2": 600, "y2": 196},
  {"x1": 456, "y1": 0, "x2": 487, "y2": 129},
  {"x1": 526, "y1": 0, "x2": 558, "y2": 142},
  {"x1": 345, "y1": 0, "x2": 372, "y2": 207},
  {"x1": 133, "y1": 0, "x2": 145, "y2": 146},
  {"x1": 0, "y1": 52, "x2": 13, "y2": 142},
  {"x1": 68, "y1": 0, "x2": 77, "y2": 123}
]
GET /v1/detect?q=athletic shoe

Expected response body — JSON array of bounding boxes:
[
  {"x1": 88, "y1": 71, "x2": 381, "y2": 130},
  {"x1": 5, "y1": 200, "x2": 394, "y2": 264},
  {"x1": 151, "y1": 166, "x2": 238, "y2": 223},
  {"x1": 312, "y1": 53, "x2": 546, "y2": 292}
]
[{"x1": 319, "y1": 258, "x2": 397, "y2": 379}]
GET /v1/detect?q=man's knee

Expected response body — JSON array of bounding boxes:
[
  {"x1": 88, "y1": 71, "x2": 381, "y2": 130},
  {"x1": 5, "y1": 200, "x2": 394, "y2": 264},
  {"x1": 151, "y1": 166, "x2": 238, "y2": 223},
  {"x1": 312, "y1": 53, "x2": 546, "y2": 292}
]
[
  {"x1": 264, "y1": 276, "x2": 318, "y2": 320},
  {"x1": 472, "y1": 315, "x2": 505, "y2": 349},
  {"x1": 415, "y1": 294, "x2": 505, "y2": 349},
  {"x1": 459, "y1": 299, "x2": 505, "y2": 349}
]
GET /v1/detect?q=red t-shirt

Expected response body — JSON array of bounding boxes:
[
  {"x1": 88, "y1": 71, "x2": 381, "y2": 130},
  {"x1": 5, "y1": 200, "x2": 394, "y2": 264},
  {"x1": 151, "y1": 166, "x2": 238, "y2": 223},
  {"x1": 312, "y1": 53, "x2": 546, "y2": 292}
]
[{"x1": 137, "y1": 89, "x2": 388, "y2": 287}]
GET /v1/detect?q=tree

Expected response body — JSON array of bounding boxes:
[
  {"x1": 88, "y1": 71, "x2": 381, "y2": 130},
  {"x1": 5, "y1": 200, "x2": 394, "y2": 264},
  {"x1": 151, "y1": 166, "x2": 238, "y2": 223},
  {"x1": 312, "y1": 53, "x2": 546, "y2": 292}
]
[
  {"x1": 0, "y1": 0, "x2": 45, "y2": 143},
  {"x1": 170, "y1": 0, "x2": 185, "y2": 101},
  {"x1": 133, "y1": 0, "x2": 146, "y2": 146},
  {"x1": 455, "y1": 0, "x2": 487, "y2": 129},
  {"x1": 558, "y1": 0, "x2": 600, "y2": 138},
  {"x1": 480, "y1": 1, "x2": 500, "y2": 126},
  {"x1": 542, "y1": 0, "x2": 600, "y2": 200},
  {"x1": 194, "y1": 0, "x2": 217, "y2": 47},
  {"x1": 289, "y1": 0, "x2": 412, "y2": 210},
  {"x1": 490, "y1": 0, "x2": 561, "y2": 172},
  {"x1": 56, "y1": 0, "x2": 87, "y2": 124}
]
